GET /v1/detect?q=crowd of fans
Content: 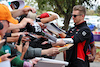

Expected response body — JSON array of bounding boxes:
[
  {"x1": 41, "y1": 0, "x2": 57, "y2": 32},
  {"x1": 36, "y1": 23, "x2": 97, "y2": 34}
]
[{"x1": 0, "y1": 0, "x2": 96, "y2": 67}]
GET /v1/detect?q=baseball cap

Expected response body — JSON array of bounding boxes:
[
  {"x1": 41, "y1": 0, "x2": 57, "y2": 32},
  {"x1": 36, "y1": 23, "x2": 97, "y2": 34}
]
[
  {"x1": 0, "y1": 4, "x2": 18, "y2": 24},
  {"x1": 40, "y1": 13, "x2": 50, "y2": 18},
  {"x1": 7, "y1": 0, "x2": 25, "y2": 9},
  {"x1": 0, "y1": 1, "x2": 13, "y2": 11},
  {"x1": 11, "y1": 1, "x2": 19, "y2": 9},
  {"x1": 24, "y1": 5, "x2": 31, "y2": 8}
]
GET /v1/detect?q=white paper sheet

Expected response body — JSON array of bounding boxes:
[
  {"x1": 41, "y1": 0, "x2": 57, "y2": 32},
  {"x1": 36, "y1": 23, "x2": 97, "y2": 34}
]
[
  {"x1": 45, "y1": 23, "x2": 65, "y2": 33},
  {"x1": 34, "y1": 57, "x2": 68, "y2": 67},
  {"x1": 0, "y1": 60, "x2": 11, "y2": 67}
]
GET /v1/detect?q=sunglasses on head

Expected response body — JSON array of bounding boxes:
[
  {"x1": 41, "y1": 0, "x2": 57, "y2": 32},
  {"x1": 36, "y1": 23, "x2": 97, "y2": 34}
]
[{"x1": 71, "y1": 14, "x2": 82, "y2": 17}]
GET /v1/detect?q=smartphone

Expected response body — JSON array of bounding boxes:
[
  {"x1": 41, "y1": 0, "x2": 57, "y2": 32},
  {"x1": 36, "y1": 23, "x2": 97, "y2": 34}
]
[
  {"x1": 27, "y1": 33, "x2": 37, "y2": 39},
  {"x1": 17, "y1": 35, "x2": 23, "y2": 45},
  {"x1": 7, "y1": 53, "x2": 20, "y2": 58},
  {"x1": 26, "y1": 33, "x2": 37, "y2": 41}
]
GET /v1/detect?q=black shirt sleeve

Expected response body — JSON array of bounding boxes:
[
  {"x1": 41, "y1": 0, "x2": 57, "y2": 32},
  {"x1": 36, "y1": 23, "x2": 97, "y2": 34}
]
[{"x1": 73, "y1": 28, "x2": 91, "y2": 44}]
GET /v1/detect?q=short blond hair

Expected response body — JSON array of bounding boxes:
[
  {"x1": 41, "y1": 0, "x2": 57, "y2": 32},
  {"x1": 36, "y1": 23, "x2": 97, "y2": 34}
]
[{"x1": 73, "y1": 5, "x2": 86, "y2": 15}]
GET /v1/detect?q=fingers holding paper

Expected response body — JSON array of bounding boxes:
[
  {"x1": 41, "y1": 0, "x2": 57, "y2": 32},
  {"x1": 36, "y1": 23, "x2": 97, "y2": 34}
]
[
  {"x1": 46, "y1": 47, "x2": 60, "y2": 56},
  {"x1": 52, "y1": 38, "x2": 74, "y2": 47},
  {"x1": 52, "y1": 39, "x2": 66, "y2": 47},
  {"x1": 29, "y1": 58, "x2": 39, "y2": 65}
]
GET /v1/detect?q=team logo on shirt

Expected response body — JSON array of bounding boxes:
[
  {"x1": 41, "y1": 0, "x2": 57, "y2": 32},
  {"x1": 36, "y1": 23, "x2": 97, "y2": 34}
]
[{"x1": 82, "y1": 31, "x2": 87, "y2": 36}]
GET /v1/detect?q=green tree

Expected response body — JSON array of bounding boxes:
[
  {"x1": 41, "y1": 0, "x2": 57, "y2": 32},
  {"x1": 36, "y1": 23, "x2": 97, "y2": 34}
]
[
  {"x1": 24, "y1": 0, "x2": 96, "y2": 31},
  {"x1": 96, "y1": 6, "x2": 100, "y2": 16},
  {"x1": 25, "y1": 0, "x2": 37, "y2": 8},
  {"x1": 35, "y1": 0, "x2": 97, "y2": 31},
  {"x1": 86, "y1": 9, "x2": 95, "y2": 15}
]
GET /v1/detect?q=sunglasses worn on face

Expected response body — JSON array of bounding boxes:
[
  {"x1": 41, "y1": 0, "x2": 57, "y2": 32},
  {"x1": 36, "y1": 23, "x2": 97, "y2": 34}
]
[{"x1": 71, "y1": 14, "x2": 82, "y2": 17}]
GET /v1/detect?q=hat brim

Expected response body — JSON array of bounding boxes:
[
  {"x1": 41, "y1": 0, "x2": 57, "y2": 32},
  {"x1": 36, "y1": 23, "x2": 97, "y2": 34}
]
[
  {"x1": 7, "y1": 0, "x2": 25, "y2": 9},
  {"x1": 7, "y1": 17, "x2": 18, "y2": 24},
  {"x1": 18, "y1": 1, "x2": 25, "y2": 9}
]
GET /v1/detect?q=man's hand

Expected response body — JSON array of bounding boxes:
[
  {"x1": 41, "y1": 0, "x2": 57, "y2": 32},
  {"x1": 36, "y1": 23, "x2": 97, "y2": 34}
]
[
  {"x1": 29, "y1": 58, "x2": 39, "y2": 65},
  {"x1": 15, "y1": 42, "x2": 23, "y2": 53},
  {"x1": 0, "y1": 53, "x2": 15, "y2": 62},
  {"x1": 87, "y1": 54, "x2": 95, "y2": 62},
  {"x1": 45, "y1": 47, "x2": 59, "y2": 56},
  {"x1": 8, "y1": 18, "x2": 34, "y2": 30},
  {"x1": 19, "y1": 18, "x2": 34, "y2": 28},
  {"x1": 41, "y1": 41, "x2": 48, "y2": 45},
  {"x1": 11, "y1": 32, "x2": 29, "y2": 37},
  {"x1": 37, "y1": 22, "x2": 46, "y2": 29},
  {"x1": 22, "y1": 42, "x2": 29, "y2": 53},
  {"x1": 52, "y1": 39, "x2": 66, "y2": 47},
  {"x1": 22, "y1": 7, "x2": 36, "y2": 14},
  {"x1": 22, "y1": 36, "x2": 31, "y2": 43},
  {"x1": 11, "y1": 7, "x2": 36, "y2": 18},
  {"x1": 40, "y1": 14, "x2": 58, "y2": 23}
]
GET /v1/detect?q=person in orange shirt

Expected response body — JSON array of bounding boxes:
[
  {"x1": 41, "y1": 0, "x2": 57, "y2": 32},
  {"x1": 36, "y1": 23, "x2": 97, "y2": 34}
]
[{"x1": 0, "y1": 3, "x2": 18, "y2": 62}]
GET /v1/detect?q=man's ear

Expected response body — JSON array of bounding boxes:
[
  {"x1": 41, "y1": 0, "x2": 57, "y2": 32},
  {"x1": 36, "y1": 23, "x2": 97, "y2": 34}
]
[{"x1": 0, "y1": 22, "x2": 3, "y2": 30}]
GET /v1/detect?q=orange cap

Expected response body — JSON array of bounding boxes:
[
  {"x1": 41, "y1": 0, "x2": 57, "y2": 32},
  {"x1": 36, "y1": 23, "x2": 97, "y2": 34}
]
[
  {"x1": 24, "y1": 5, "x2": 30, "y2": 8},
  {"x1": 0, "y1": 4, "x2": 18, "y2": 24}
]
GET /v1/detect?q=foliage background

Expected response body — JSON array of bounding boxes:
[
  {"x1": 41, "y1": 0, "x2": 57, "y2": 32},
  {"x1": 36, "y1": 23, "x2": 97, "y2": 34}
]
[{"x1": 25, "y1": 0, "x2": 98, "y2": 31}]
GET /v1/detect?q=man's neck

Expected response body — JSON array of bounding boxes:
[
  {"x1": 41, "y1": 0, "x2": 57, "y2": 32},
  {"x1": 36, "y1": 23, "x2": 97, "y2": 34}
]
[{"x1": 76, "y1": 20, "x2": 84, "y2": 25}]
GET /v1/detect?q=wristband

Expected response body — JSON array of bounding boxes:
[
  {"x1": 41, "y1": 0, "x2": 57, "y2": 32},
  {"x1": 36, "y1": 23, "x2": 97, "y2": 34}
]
[{"x1": 5, "y1": 33, "x2": 11, "y2": 37}]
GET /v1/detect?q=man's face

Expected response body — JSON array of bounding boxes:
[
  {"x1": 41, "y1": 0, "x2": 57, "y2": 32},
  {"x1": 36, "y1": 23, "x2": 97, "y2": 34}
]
[
  {"x1": 72, "y1": 10, "x2": 83, "y2": 24},
  {"x1": 0, "y1": 20, "x2": 9, "y2": 38}
]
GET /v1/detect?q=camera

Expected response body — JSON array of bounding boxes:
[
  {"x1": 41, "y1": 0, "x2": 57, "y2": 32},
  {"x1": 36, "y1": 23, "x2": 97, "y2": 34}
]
[
  {"x1": 25, "y1": 33, "x2": 37, "y2": 41},
  {"x1": 26, "y1": 21, "x2": 42, "y2": 35}
]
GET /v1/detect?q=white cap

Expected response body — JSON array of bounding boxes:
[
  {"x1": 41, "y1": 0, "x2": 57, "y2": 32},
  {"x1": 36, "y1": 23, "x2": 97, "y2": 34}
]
[
  {"x1": 0, "y1": 1, "x2": 13, "y2": 11},
  {"x1": 7, "y1": 0, "x2": 25, "y2": 9}
]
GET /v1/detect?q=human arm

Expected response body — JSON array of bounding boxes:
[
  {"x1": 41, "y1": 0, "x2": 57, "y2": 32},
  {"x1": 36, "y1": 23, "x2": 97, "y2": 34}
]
[
  {"x1": 0, "y1": 51, "x2": 16, "y2": 62},
  {"x1": 51, "y1": 39, "x2": 66, "y2": 47},
  {"x1": 24, "y1": 46, "x2": 59, "y2": 59},
  {"x1": 88, "y1": 43, "x2": 96, "y2": 62},
  {"x1": 15, "y1": 43, "x2": 22, "y2": 53},
  {"x1": 7, "y1": 36, "x2": 30, "y2": 43},
  {"x1": 0, "y1": 39, "x2": 5, "y2": 49},
  {"x1": 11, "y1": 7, "x2": 36, "y2": 18},
  {"x1": 11, "y1": 32, "x2": 28, "y2": 37},
  {"x1": 11, "y1": 55, "x2": 37, "y2": 67},
  {"x1": 41, "y1": 47, "x2": 59, "y2": 56},
  {"x1": 8, "y1": 18, "x2": 34, "y2": 30},
  {"x1": 72, "y1": 28, "x2": 91, "y2": 44},
  {"x1": 0, "y1": 53, "x2": 15, "y2": 62},
  {"x1": 0, "y1": 51, "x2": 34, "y2": 67},
  {"x1": 24, "y1": 47, "x2": 42, "y2": 59},
  {"x1": 7, "y1": 37, "x2": 19, "y2": 43},
  {"x1": 20, "y1": 42, "x2": 29, "y2": 60},
  {"x1": 59, "y1": 32, "x2": 66, "y2": 38},
  {"x1": 40, "y1": 14, "x2": 58, "y2": 23}
]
